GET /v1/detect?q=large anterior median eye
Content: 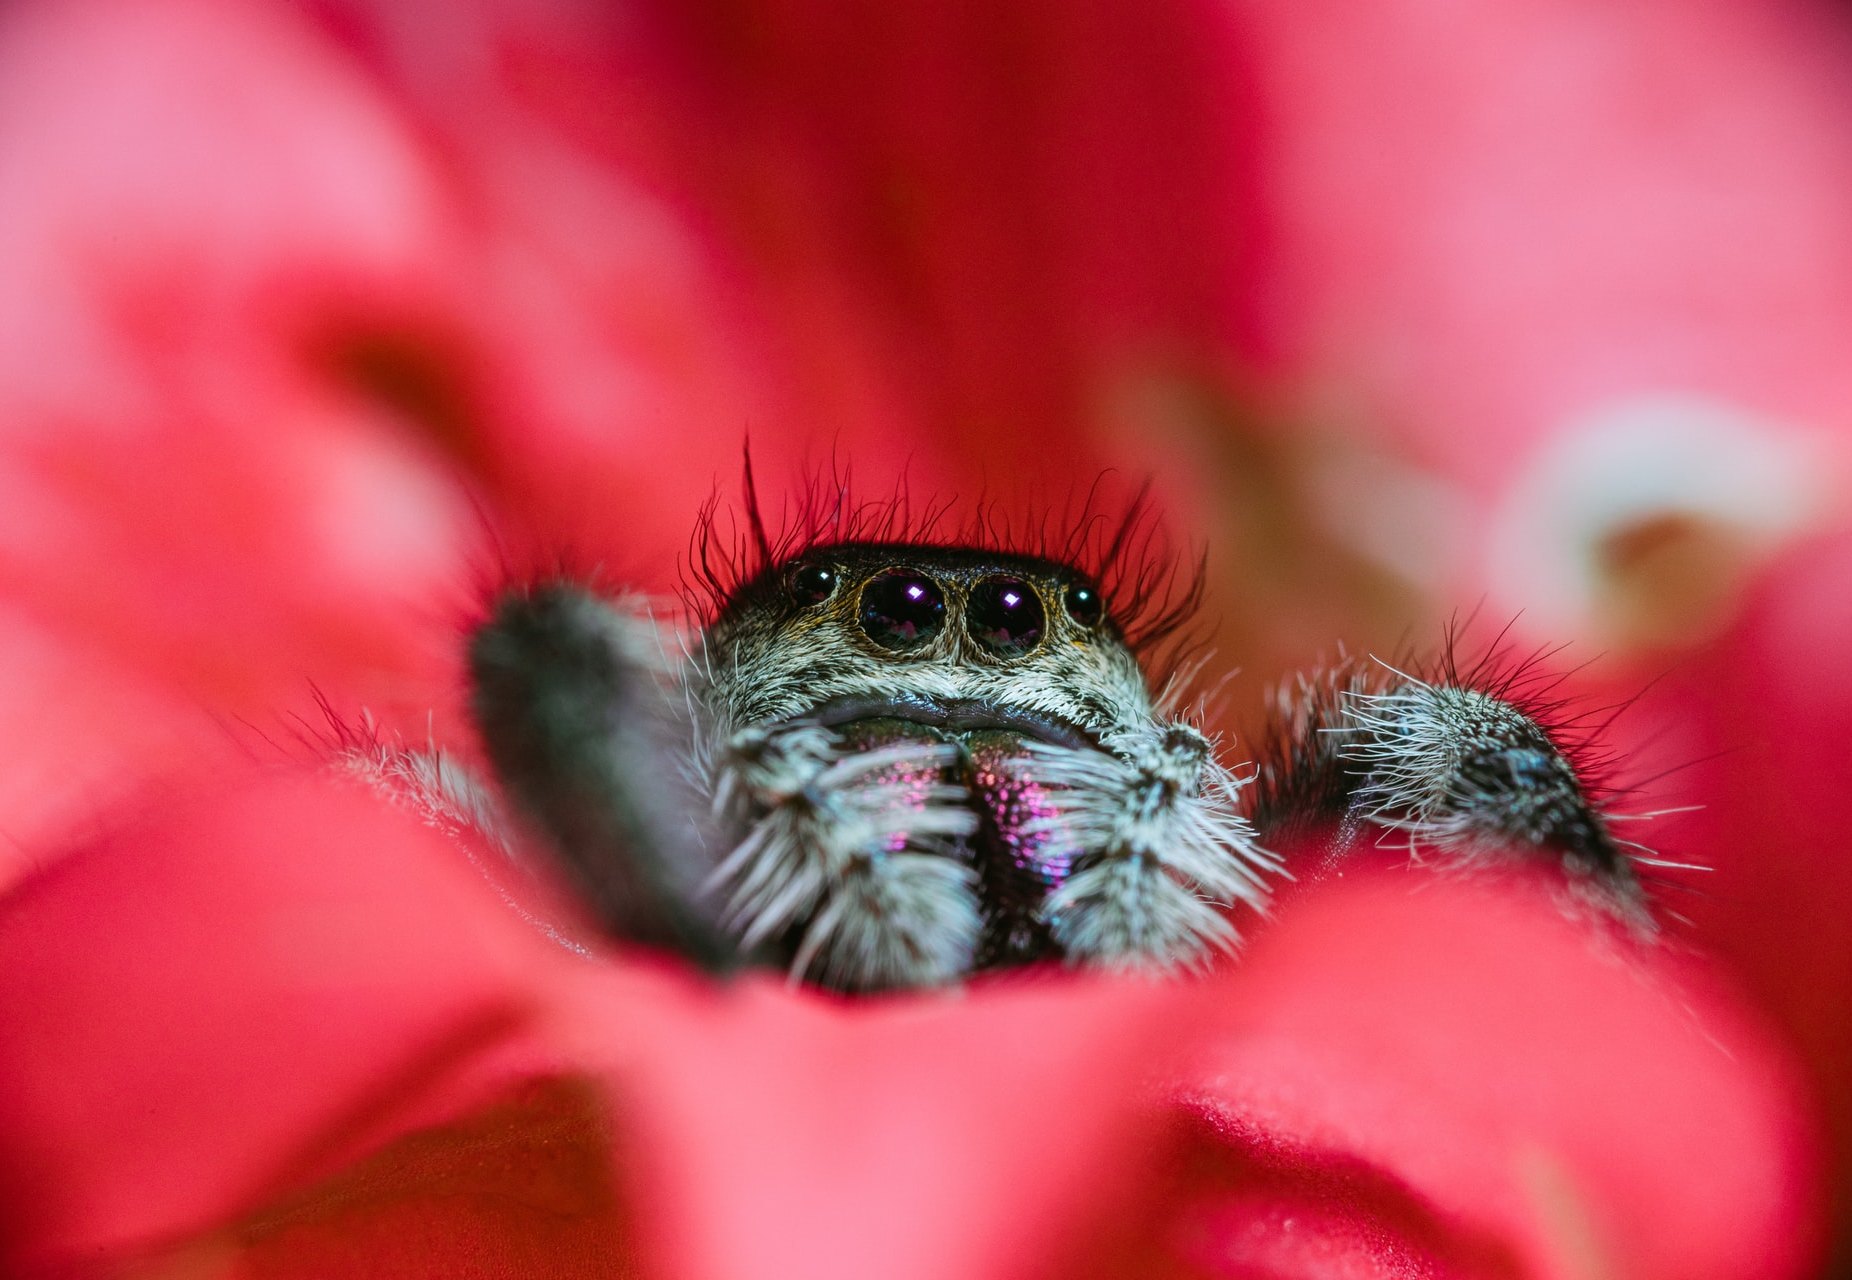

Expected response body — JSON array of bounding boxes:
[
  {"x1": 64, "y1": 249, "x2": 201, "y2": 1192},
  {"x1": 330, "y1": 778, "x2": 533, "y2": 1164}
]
[
  {"x1": 967, "y1": 575, "x2": 1045, "y2": 656},
  {"x1": 858, "y1": 570, "x2": 945, "y2": 650}
]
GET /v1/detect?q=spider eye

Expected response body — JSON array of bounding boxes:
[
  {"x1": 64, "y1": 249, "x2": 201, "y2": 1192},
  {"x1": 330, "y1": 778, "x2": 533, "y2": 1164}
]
[
  {"x1": 858, "y1": 570, "x2": 945, "y2": 651},
  {"x1": 968, "y1": 576, "x2": 1045, "y2": 656},
  {"x1": 787, "y1": 563, "x2": 837, "y2": 606},
  {"x1": 1063, "y1": 581, "x2": 1104, "y2": 628}
]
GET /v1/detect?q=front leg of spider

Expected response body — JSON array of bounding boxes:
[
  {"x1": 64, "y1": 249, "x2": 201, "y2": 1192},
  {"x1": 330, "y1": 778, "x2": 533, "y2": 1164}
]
[
  {"x1": 706, "y1": 719, "x2": 984, "y2": 991},
  {"x1": 1247, "y1": 655, "x2": 1647, "y2": 916},
  {"x1": 468, "y1": 583, "x2": 738, "y2": 971},
  {"x1": 1017, "y1": 723, "x2": 1271, "y2": 971}
]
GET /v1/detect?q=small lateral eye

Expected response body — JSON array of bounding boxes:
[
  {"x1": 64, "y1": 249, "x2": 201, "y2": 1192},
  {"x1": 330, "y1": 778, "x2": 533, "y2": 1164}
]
[
  {"x1": 786, "y1": 563, "x2": 837, "y2": 606},
  {"x1": 1063, "y1": 580, "x2": 1104, "y2": 628}
]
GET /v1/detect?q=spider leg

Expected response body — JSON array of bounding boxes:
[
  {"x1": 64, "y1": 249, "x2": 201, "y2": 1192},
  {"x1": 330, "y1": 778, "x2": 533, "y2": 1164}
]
[
  {"x1": 468, "y1": 583, "x2": 737, "y2": 970},
  {"x1": 706, "y1": 721, "x2": 983, "y2": 993},
  {"x1": 1248, "y1": 659, "x2": 1643, "y2": 909},
  {"x1": 1015, "y1": 723, "x2": 1275, "y2": 970}
]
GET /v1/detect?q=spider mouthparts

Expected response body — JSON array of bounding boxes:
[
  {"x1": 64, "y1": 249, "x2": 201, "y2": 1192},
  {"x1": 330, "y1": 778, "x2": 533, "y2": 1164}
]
[{"x1": 835, "y1": 715, "x2": 1083, "y2": 969}]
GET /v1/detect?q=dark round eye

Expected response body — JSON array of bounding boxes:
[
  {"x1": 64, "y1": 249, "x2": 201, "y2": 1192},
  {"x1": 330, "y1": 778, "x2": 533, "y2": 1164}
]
[
  {"x1": 1063, "y1": 580, "x2": 1104, "y2": 628},
  {"x1": 786, "y1": 562, "x2": 837, "y2": 606},
  {"x1": 967, "y1": 575, "x2": 1045, "y2": 656},
  {"x1": 858, "y1": 570, "x2": 945, "y2": 651}
]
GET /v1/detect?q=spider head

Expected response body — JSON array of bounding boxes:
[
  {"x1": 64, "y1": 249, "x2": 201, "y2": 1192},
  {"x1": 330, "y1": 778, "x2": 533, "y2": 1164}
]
[
  {"x1": 692, "y1": 543, "x2": 1218, "y2": 979},
  {"x1": 699, "y1": 543, "x2": 1158, "y2": 748}
]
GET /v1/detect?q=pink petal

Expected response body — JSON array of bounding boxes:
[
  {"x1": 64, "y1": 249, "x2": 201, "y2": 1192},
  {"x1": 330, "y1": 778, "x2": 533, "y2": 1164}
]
[
  {"x1": 1169, "y1": 872, "x2": 1821, "y2": 1280},
  {"x1": 0, "y1": 769, "x2": 1227, "y2": 1278}
]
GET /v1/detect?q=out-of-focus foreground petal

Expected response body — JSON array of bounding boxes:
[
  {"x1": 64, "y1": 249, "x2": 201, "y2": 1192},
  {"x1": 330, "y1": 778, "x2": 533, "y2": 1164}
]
[
  {"x1": 1151, "y1": 875, "x2": 1821, "y2": 1280},
  {"x1": 0, "y1": 771, "x2": 1212, "y2": 1279},
  {"x1": 0, "y1": 774, "x2": 1816, "y2": 1278}
]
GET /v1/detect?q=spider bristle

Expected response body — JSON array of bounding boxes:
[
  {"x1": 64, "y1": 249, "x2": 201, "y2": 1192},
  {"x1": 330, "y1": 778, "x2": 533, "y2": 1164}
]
[
  {"x1": 1404, "y1": 616, "x2": 1630, "y2": 812},
  {"x1": 740, "y1": 439, "x2": 775, "y2": 573},
  {"x1": 683, "y1": 455, "x2": 1206, "y2": 667}
]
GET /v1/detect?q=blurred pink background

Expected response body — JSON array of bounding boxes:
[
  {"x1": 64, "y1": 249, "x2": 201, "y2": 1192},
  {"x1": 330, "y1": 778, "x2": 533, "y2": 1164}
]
[{"x1": 1, "y1": 0, "x2": 1850, "y2": 1275}]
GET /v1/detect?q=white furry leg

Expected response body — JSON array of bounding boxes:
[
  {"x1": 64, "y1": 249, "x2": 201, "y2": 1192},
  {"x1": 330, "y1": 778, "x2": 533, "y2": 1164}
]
[
  {"x1": 1248, "y1": 658, "x2": 1655, "y2": 926},
  {"x1": 1018, "y1": 723, "x2": 1274, "y2": 971},
  {"x1": 1338, "y1": 677, "x2": 1628, "y2": 880},
  {"x1": 708, "y1": 722, "x2": 983, "y2": 991}
]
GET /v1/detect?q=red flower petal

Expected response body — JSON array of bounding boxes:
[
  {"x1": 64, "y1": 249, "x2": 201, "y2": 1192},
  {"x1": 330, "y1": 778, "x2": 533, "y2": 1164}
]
[
  {"x1": 3, "y1": 773, "x2": 1812, "y2": 1278},
  {"x1": 1227, "y1": 0, "x2": 1852, "y2": 493},
  {"x1": 1162, "y1": 873, "x2": 1821, "y2": 1280},
  {"x1": 0, "y1": 775, "x2": 553, "y2": 1269},
  {"x1": 1608, "y1": 528, "x2": 1852, "y2": 1258},
  {"x1": 0, "y1": 770, "x2": 1225, "y2": 1278},
  {"x1": 0, "y1": 0, "x2": 476, "y2": 725},
  {"x1": 612, "y1": 0, "x2": 1253, "y2": 484}
]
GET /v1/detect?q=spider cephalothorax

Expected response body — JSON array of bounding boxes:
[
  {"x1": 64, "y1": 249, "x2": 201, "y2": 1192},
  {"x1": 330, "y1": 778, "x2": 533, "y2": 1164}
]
[
  {"x1": 453, "y1": 480, "x2": 1659, "y2": 997},
  {"x1": 687, "y1": 542, "x2": 1270, "y2": 990}
]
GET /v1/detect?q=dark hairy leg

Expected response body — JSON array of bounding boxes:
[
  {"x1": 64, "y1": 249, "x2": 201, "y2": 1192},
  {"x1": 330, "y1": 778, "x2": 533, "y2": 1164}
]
[{"x1": 468, "y1": 583, "x2": 739, "y2": 972}]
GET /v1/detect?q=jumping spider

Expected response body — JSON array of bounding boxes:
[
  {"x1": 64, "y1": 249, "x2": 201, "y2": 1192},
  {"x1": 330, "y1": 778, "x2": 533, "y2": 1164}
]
[{"x1": 457, "y1": 481, "x2": 1651, "y2": 995}]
